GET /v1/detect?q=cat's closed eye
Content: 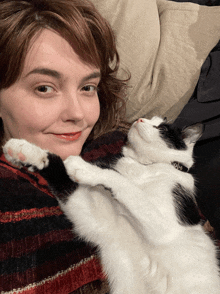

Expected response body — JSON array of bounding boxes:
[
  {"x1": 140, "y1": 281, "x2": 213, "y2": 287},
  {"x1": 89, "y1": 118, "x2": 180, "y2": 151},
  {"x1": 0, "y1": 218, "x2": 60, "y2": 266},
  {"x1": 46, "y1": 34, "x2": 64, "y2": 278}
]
[{"x1": 154, "y1": 125, "x2": 168, "y2": 131}]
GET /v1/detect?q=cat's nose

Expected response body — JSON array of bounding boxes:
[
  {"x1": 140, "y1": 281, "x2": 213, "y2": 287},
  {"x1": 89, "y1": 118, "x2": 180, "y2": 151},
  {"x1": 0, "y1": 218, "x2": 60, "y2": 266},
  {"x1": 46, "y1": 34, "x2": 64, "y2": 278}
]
[{"x1": 137, "y1": 118, "x2": 144, "y2": 123}]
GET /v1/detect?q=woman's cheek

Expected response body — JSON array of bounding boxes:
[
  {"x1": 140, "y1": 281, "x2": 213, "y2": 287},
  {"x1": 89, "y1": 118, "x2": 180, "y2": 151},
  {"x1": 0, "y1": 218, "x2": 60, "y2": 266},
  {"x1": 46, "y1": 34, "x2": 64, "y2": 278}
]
[{"x1": 87, "y1": 97, "x2": 100, "y2": 126}]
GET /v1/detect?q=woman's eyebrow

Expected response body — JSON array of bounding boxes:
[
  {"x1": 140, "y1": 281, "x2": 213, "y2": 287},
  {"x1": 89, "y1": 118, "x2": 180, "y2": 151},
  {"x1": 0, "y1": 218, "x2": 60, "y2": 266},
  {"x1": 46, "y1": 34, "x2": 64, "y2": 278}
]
[
  {"x1": 24, "y1": 68, "x2": 101, "y2": 82},
  {"x1": 25, "y1": 68, "x2": 62, "y2": 79},
  {"x1": 80, "y1": 71, "x2": 101, "y2": 83}
]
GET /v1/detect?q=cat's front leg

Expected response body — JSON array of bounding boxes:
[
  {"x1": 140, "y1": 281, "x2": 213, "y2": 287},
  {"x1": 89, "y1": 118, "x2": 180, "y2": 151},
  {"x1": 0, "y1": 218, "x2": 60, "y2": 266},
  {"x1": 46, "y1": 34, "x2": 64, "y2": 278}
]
[
  {"x1": 64, "y1": 156, "x2": 150, "y2": 219},
  {"x1": 64, "y1": 156, "x2": 138, "y2": 200},
  {"x1": 64, "y1": 155, "x2": 110, "y2": 186}
]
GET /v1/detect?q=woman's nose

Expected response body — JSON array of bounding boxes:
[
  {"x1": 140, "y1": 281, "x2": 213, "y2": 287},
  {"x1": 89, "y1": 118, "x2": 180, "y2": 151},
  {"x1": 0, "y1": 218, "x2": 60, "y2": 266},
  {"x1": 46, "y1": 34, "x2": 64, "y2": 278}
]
[{"x1": 61, "y1": 92, "x2": 85, "y2": 122}]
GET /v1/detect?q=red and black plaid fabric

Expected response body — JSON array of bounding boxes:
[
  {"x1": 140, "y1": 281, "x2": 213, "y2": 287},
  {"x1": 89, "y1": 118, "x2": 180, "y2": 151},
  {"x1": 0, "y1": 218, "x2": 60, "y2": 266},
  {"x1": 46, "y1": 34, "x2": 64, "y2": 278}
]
[{"x1": 0, "y1": 131, "x2": 127, "y2": 294}]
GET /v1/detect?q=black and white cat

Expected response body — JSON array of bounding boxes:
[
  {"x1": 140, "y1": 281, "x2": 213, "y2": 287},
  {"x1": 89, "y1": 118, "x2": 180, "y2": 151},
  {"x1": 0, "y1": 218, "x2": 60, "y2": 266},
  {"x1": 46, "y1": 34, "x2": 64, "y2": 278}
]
[{"x1": 3, "y1": 116, "x2": 220, "y2": 293}]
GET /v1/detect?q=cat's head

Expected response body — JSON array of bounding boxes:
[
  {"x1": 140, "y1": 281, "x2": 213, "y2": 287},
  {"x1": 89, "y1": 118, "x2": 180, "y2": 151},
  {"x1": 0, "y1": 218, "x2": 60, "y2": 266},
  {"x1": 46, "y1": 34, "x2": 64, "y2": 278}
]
[{"x1": 124, "y1": 116, "x2": 203, "y2": 169}]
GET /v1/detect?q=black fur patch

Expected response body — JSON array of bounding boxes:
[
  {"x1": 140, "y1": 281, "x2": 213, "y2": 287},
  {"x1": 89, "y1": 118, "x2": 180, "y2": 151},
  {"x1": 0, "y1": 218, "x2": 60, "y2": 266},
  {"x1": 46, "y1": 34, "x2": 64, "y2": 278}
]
[
  {"x1": 39, "y1": 153, "x2": 79, "y2": 203},
  {"x1": 157, "y1": 123, "x2": 187, "y2": 150},
  {"x1": 94, "y1": 152, "x2": 124, "y2": 169},
  {"x1": 173, "y1": 183, "x2": 200, "y2": 226}
]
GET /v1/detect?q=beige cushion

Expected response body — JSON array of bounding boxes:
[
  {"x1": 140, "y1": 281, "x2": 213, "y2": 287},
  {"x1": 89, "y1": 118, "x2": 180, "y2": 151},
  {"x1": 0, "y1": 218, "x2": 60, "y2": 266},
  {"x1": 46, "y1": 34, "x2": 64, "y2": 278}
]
[{"x1": 91, "y1": 0, "x2": 220, "y2": 122}]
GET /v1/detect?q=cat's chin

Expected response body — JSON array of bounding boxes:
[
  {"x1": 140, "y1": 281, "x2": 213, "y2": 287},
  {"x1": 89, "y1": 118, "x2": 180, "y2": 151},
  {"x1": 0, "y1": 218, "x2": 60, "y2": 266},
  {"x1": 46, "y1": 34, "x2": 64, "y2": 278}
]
[{"x1": 127, "y1": 127, "x2": 150, "y2": 152}]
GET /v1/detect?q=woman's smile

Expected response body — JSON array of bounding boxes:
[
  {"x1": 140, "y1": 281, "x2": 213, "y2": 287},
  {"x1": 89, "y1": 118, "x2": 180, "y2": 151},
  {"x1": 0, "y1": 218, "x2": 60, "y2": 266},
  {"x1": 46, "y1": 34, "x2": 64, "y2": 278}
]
[{"x1": 52, "y1": 131, "x2": 82, "y2": 142}]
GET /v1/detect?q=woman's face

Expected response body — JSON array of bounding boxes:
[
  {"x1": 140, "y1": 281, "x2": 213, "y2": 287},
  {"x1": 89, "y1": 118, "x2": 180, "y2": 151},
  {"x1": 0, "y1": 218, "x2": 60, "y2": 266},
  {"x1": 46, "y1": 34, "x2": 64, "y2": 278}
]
[{"x1": 0, "y1": 29, "x2": 100, "y2": 160}]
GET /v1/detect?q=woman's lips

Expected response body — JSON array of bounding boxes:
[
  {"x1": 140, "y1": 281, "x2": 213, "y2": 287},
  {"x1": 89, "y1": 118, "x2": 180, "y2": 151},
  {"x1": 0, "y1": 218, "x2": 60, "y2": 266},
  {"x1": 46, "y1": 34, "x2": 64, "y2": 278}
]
[{"x1": 53, "y1": 131, "x2": 82, "y2": 141}]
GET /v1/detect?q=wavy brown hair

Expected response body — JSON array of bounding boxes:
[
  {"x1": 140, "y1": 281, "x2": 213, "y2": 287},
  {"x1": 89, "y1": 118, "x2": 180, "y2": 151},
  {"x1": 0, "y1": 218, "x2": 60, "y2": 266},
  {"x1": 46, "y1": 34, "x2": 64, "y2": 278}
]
[{"x1": 0, "y1": 0, "x2": 128, "y2": 148}]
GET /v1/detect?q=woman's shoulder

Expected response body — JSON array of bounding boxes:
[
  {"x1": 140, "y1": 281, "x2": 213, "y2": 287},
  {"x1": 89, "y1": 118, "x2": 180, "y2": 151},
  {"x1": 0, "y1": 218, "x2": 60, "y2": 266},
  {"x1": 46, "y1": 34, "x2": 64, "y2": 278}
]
[
  {"x1": 82, "y1": 129, "x2": 127, "y2": 163},
  {"x1": 0, "y1": 152, "x2": 60, "y2": 221},
  {"x1": 0, "y1": 153, "x2": 55, "y2": 200},
  {"x1": 0, "y1": 154, "x2": 107, "y2": 293}
]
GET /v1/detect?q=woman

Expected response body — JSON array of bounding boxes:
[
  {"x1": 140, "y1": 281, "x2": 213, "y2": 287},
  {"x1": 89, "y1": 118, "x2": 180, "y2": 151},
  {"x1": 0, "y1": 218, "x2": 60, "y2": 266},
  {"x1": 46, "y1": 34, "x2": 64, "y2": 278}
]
[{"x1": 0, "y1": 0, "x2": 127, "y2": 293}]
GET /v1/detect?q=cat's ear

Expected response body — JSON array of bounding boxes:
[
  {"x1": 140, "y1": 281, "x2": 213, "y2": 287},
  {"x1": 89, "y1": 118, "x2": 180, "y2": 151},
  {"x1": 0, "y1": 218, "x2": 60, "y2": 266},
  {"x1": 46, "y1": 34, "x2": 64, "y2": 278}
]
[{"x1": 182, "y1": 123, "x2": 204, "y2": 145}]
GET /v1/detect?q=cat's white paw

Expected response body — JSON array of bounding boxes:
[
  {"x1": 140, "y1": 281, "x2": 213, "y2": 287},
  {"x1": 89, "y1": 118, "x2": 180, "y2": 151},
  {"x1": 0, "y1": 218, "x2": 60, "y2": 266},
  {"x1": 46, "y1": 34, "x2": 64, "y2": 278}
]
[
  {"x1": 3, "y1": 139, "x2": 49, "y2": 171},
  {"x1": 64, "y1": 156, "x2": 101, "y2": 186}
]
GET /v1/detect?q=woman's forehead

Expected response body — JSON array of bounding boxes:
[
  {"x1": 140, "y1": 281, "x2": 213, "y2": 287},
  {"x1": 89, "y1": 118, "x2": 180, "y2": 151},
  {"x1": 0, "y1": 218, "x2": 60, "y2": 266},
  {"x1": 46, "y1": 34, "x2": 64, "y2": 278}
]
[{"x1": 21, "y1": 29, "x2": 100, "y2": 80}]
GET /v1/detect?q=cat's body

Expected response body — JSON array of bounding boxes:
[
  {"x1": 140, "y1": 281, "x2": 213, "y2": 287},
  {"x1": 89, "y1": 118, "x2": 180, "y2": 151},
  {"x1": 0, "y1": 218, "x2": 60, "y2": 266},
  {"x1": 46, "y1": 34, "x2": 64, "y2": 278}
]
[{"x1": 4, "y1": 116, "x2": 220, "y2": 293}]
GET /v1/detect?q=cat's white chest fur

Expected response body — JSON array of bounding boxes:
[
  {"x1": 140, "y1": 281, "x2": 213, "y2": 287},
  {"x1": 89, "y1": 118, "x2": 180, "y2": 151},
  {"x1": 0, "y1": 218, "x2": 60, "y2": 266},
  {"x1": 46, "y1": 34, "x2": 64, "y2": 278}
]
[
  {"x1": 115, "y1": 157, "x2": 193, "y2": 191},
  {"x1": 115, "y1": 157, "x2": 157, "y2": 186}
]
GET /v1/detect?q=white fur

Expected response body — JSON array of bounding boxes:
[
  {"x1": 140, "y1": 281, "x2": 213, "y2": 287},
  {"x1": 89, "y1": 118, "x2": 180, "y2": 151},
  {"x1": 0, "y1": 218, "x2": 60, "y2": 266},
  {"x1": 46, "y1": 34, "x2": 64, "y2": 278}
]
[{"x1": 4, "y1": 117, "x2": 220, "y2": 293}]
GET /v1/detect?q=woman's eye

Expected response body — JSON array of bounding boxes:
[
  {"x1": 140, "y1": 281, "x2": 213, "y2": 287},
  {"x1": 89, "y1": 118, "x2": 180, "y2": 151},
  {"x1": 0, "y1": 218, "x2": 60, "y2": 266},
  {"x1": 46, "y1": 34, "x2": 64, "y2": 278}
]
[
  {"x1": 36, "y1": 85, "x2": 54, "y2": 93},
  {"x1": 34, "y1": 85, "x2": 56, "y2": 98},
  {"x1": 82, "y1": 85, "x2": 98, "y2": 93}
]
